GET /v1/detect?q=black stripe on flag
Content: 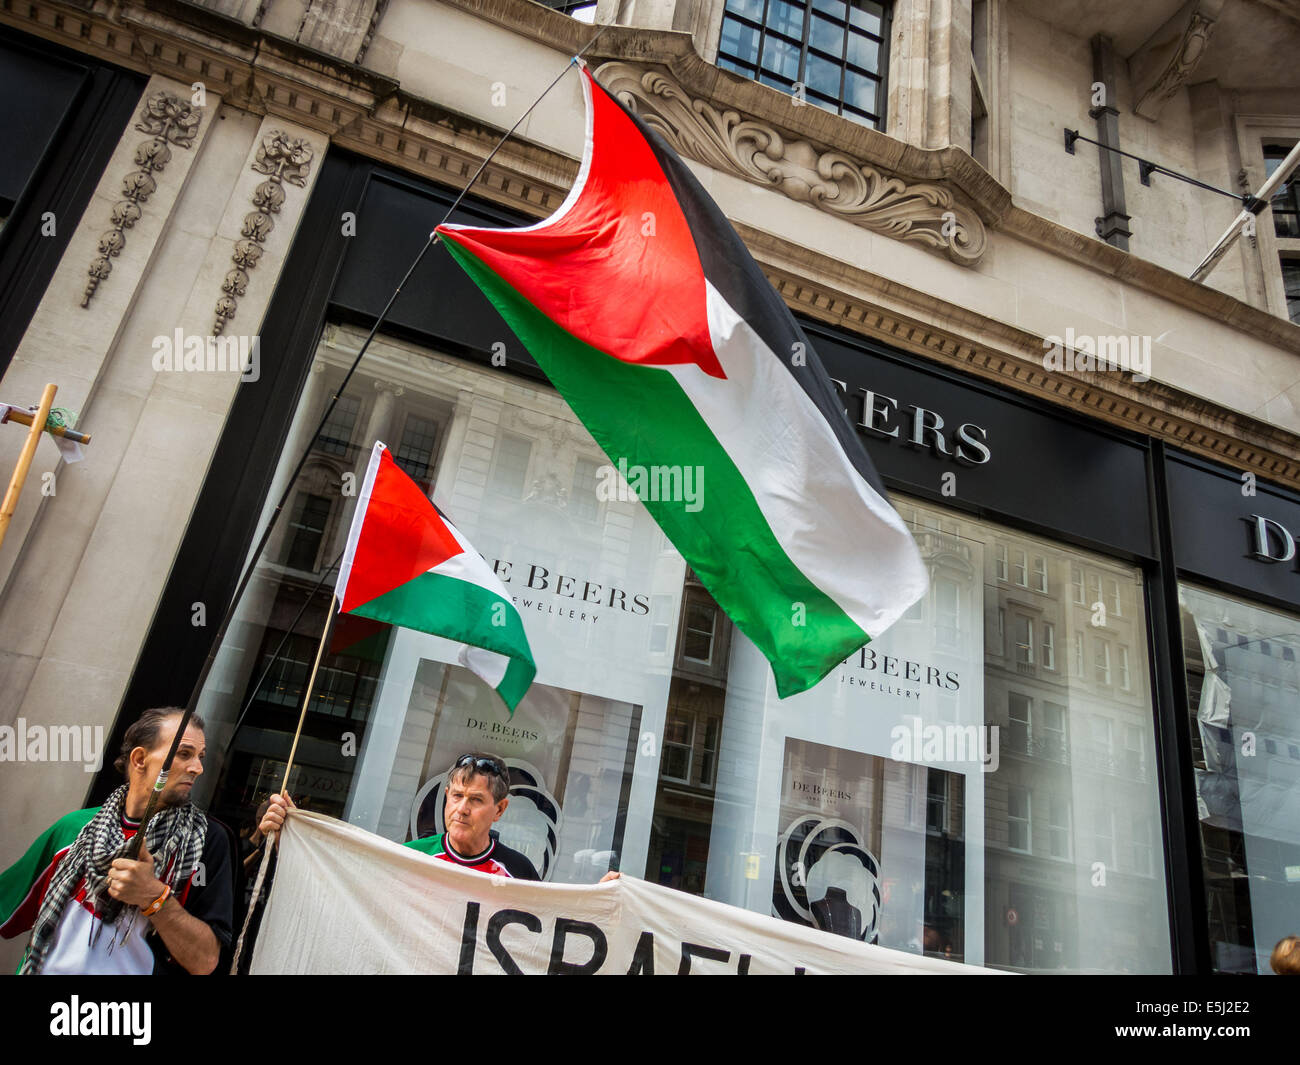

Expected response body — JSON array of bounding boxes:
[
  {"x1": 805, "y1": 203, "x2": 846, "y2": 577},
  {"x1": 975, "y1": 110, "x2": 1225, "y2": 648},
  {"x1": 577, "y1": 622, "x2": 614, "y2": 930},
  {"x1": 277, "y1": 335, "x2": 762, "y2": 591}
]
[{"x1": 595, "y1": 76, "x2": 890, "y2": 503}]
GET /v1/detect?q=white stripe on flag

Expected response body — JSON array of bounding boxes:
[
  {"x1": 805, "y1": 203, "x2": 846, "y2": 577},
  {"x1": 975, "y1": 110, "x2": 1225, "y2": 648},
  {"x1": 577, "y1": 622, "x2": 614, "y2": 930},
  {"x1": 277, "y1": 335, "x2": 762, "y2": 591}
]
[
  {"x1": 336, "y1": 440, "x2": 386, "y2": 608},
  {"x1": 662, "y1": 282, "x2": 927, "y2": 638}
]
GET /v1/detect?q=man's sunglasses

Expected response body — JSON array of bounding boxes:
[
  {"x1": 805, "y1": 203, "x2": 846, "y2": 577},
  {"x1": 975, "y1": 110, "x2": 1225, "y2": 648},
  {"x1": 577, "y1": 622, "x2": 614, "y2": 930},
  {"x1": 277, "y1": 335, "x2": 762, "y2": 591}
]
[{"x1": 455, "y1": 755, "x2": 505, "y2": 777}]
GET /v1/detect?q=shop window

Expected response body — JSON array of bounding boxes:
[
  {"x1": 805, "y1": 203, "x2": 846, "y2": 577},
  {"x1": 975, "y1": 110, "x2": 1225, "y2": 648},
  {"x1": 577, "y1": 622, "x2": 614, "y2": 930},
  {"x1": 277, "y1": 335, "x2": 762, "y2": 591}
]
[
  {"x1": 716, "y1": 0, "x2": 891, "y2": 128},
  {"x1": 1007, "y1": 786, "x2": 1031, "y2": 853},
  {"x1": 1042, "y1": 622, "x2": 1056, "y2": 671}
]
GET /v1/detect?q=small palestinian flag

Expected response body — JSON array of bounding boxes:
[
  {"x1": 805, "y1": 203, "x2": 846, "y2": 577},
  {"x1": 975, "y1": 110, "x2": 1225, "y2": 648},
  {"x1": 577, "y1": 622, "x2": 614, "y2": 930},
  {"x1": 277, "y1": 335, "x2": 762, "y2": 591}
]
[
  {"x1": 435, "y1": 65, "x2": 926, "y2": 699},
  {"x1": 337, "y1": 442, "x2": 536, "y2": 713}
]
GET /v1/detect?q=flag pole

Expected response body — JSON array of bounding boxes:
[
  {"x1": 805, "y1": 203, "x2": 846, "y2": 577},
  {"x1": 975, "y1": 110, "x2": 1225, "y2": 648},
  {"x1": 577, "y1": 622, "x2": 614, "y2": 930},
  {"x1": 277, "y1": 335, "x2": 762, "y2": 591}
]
[
  {"x1": 277, "y1": 593, "x2": 339, "y2": 793},
  {"x1": 230, "y1": 593, "x2": 338, "y2": 972},
  {"x1": 131, "y1": 20, "x2": 614, "y2": 873}
]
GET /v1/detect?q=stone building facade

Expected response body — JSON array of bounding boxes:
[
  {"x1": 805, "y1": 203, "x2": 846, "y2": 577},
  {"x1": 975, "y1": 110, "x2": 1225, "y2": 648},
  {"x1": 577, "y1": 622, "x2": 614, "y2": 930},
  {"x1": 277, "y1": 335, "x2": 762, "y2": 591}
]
[{"x1": 1, "y1": 0, "x2": 1297, "y2": 973}]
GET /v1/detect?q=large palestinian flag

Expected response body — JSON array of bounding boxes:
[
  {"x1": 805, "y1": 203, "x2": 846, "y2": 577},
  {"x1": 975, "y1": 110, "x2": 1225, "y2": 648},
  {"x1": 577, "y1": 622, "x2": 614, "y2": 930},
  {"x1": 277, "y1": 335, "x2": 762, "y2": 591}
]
[
  {"x1": 435, "y1": 64, "x2": 926, "y2": 699},
  {"x1": 337, "y1": 442, "x2": 536, "y2": 712}
]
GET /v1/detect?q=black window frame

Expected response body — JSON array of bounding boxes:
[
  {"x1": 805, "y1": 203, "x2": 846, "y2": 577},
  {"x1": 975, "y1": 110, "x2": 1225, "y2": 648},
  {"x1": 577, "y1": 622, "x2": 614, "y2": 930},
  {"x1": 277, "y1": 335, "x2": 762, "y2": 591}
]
[{"x1": 716, "y1": 0, "x2": 892, "y2": 129}]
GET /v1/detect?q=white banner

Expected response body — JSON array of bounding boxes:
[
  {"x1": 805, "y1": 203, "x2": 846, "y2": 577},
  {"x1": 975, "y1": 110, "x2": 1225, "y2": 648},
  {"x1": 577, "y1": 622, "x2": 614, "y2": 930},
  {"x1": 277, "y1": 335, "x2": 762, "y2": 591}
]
[{"x1": 250, "y1": 811, "x2": 1004, "y2": 975}]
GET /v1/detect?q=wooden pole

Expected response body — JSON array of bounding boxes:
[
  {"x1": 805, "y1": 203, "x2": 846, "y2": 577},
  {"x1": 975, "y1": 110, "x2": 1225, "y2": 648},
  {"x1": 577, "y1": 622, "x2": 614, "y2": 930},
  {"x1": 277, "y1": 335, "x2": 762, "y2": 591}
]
[
  {"x1": 279, "y1": 593, "x2": 339, "y2": 792},
  {"x1": 0, "y1": 407, "x2": 91, "y2": 444},
  {"x1": 0, "y1": 384, "x2": 58, "y2": 554}
]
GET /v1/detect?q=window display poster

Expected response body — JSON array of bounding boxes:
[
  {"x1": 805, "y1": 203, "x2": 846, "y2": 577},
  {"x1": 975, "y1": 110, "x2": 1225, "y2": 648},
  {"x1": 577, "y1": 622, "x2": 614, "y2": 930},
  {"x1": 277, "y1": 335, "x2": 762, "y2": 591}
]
[{"x1": 774, "y1": 737, "x2": 966, "y2": 958}]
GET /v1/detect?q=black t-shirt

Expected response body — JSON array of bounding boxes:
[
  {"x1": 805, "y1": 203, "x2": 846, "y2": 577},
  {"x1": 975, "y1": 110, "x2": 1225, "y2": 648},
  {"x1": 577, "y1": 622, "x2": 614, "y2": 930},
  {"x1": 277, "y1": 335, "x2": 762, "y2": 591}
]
[{"x1": 150, "y1": 816, "x2": 234, "y2": 975}]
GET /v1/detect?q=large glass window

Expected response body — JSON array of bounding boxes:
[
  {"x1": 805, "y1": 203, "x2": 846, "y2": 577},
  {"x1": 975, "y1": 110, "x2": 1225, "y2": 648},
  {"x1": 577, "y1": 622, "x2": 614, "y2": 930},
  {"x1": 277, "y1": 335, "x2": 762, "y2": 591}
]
[
  {"x1": 1178, "y1": 584, "x2": 1300, "y2": 974},
  {"x1": 195, "y1": 323, "x2": 1170, "y2": 973},
  {"x1": 702, "y1": 498, "x2": 1169, "y2": 972},
  {"x1": 716, "y1": 0, "x2": 890, "y2": 128}
]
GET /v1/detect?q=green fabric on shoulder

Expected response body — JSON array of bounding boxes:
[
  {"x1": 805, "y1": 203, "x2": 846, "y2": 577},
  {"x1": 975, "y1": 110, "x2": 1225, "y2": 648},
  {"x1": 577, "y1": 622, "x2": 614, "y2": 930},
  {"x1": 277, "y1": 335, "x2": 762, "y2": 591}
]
[{"x1": 0, "y1": 807, "x2": 99, "y2": 929}]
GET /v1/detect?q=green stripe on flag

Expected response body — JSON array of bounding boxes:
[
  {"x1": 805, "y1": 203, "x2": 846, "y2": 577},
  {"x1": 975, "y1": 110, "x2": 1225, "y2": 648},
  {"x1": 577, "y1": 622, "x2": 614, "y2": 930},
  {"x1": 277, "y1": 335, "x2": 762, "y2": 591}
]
[
  {"x1": 350, "y1": 570, "x2": 535, "y2": 701},
  {"x1": 444, "y1": 240, "x2": 868, "y2": 698}
]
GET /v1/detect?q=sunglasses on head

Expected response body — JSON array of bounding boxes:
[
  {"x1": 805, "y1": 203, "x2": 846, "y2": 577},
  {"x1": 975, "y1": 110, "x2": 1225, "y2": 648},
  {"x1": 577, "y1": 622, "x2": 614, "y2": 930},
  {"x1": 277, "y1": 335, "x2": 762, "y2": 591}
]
[{"x1": 455, "y1": 755, "x2": 505, "y2": 777}]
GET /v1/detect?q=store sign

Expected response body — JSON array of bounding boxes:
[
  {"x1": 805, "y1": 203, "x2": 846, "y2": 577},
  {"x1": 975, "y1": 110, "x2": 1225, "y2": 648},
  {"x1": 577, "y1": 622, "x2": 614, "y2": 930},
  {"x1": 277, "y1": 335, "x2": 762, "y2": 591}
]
[
  {"x1": 1245, "y1": 514, "x2": 1299, "y2": 566},
  {"x1": 829, "y1": 378, "x2": 992, "y2": 465},
  {"x1": 251, "y1": 811, "x2": 998, "y2": 975}
]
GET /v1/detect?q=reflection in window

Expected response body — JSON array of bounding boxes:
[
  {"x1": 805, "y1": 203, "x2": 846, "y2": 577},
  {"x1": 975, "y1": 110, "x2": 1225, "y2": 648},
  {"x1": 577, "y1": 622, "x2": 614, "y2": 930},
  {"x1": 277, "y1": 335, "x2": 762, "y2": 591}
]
[
  {"x1": 1012, "y1": 549, "x2": 1027, "y2": 587},
  {"x1": 317, "y1": 394, "x2": 360, "y2": 457},
  {"x1": 393, "y1": 412, "x2": 439, "y2": 490},
  {"x1": 490, "y1": 434, "x2": 531, "y2": 498},
  {"x1": 1071, "y1": 565, "x2": 1085, "y2": 604},
  {"x1": 1014, "y1": 615, "x2": 1033, "y2": 666},
  {"x1": 1094, "y1": 639, "x2": 1111, "y2": 685},
  {"x1": 1032, "y1": 555, "x2": 1048, "y2": 593},
  {"x1": 1007, "y1": 786, "x2": 1031, "y2": 853},
  {"x1": 1042, "y1": 622, "x2": 1056, "y2": 670},
  {"x1": 682, "y1": 601, "x2": 718, "y2": 663},
  {"x1": 1047, "y1": 795, "x2": 1071, "y2": 859},
  {"x1": 284, "y1": 492, "x2": 331, "y2": 571},
  {"x1": 1180, "y1": 584, "x2": 1300, "y2": 972},
  {"x1": 571, "y1": 456, "x2": 602, "y2": 522},
  {"x1": 995, "y1": 542, "x2": 1008, "y2": 581}
]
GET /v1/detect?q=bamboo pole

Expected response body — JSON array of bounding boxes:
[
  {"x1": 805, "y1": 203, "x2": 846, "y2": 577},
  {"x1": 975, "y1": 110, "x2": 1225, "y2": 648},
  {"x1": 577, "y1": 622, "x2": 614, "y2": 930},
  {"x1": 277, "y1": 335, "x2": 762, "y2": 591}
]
[{"x1": 0, "y1": 384, "x2": 58, "y2": 553}]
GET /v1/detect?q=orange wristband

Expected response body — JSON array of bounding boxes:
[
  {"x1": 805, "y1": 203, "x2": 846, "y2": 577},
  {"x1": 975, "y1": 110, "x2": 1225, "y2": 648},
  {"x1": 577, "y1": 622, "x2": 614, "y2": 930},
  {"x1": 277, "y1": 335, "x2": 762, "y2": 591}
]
[{"x1": 142, "y1": 884, "x2": 171, "y2": 916}]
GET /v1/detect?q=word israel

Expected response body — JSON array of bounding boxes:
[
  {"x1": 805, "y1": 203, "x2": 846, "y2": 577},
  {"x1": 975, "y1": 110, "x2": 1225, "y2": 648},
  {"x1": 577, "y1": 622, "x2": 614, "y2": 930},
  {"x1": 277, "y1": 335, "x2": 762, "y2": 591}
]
[
  {"x1": 0, "y1": 719, "x2": 103, "y2": 773},
  {"x1": 1041, "y1": 328, "x2": 1151, "y2": 382},
  {"x1": 50, "y1": 997, "x2": 151, "y2": 1045},
  {"x1": 596, "y1": 458, "x2": 704, "y2": 512},
  {"x1": 151, "y1": 328, "x2": 261, "y2": 381},
  {"x1": 890, "y1": 715, "x2": 1000, "y2": 773}
]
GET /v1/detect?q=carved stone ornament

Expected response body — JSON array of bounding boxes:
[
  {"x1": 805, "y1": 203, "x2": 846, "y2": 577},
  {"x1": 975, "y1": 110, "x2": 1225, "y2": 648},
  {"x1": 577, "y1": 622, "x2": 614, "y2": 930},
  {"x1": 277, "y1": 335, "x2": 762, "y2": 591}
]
[
  {"x1": 594, "y1": 63, "x2": 986, "y2": 266},
  {"x1": 1135, "y1": 11, "x2": 1218, "y2": 119},
  {"x1": 213, "y1": 130, "x2": 314, "y2": 335},
  {"x1": 82, "y1": 91, "x2": 202, "y2": 308}
]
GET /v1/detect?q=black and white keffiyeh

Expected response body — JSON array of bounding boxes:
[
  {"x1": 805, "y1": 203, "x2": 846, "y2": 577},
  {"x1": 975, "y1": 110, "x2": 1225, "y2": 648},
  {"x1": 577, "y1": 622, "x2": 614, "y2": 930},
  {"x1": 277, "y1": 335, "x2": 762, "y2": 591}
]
[{"x1": 19, "y1": 784, "x2": 207, "y2": 975}]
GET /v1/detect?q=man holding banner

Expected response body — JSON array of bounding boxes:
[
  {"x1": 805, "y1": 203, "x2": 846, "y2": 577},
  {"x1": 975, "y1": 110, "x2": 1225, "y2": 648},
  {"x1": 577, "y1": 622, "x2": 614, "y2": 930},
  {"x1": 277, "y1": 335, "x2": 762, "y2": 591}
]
[{"x1": 260, "y1": 753, "x2": 541, "y2": 881}]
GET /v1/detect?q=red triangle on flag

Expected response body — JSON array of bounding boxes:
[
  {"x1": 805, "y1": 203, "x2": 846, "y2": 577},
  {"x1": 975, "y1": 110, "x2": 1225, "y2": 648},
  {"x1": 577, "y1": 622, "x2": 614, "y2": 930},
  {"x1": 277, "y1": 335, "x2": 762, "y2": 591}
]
[{"x1": 341, "y1": 448, "x2": 462, "y2": 613}]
